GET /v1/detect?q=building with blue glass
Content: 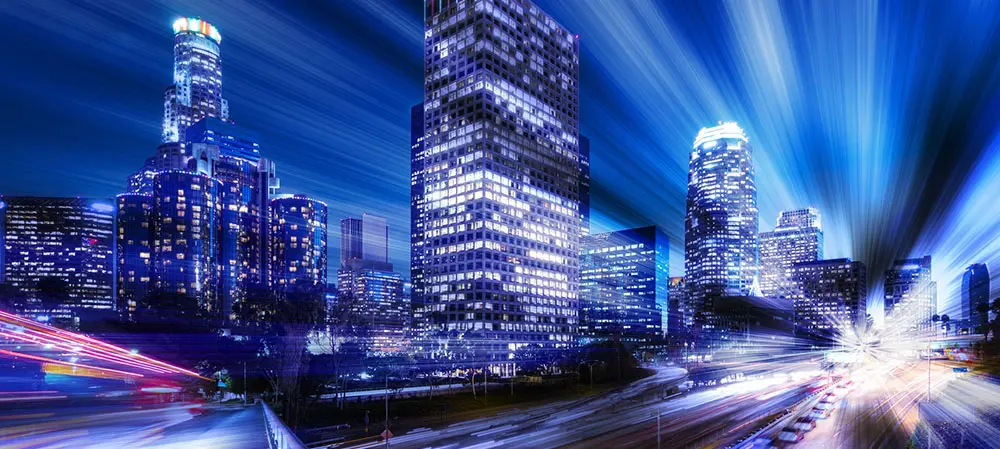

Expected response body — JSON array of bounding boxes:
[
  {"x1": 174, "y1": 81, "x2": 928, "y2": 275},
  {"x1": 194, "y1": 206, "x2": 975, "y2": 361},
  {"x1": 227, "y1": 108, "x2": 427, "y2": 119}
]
[
  {"x1": 413, "y1": 0, "x2": 582, "y2": 361},
  {"x1": 270, "y1": 195, "x2": 328, "y2": 297},
  {"x1": 580, "y1": 226, "x2": 670, "y2": 345},
  {"x1": 150, "y1": 171, "x2": 224, "y2": 315},
  {"x1": 684, "y1": 122, "x2": 758, "y2": 334},
  {"x1": 963, "y1": 263, "x2": 990, "y2": 333},
  {"x1": 759, "y1": 208, "x2": 823, "y2": 298},
  {"x1": 115, "y1": 193, "x2": 153, "y2": 317},
  {"x1": 1, "y1": 197, "x2": 115, "y2": 323},
  {"x1": 884, "y1": 256, "x2": 937, "y2": 333}
]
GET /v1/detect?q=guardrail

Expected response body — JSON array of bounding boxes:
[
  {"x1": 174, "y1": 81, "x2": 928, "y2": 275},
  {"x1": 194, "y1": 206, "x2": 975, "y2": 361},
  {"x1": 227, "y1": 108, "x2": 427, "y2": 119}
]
[{"x1": 262, "y1": 401, "x2": 308, "y2": 449}]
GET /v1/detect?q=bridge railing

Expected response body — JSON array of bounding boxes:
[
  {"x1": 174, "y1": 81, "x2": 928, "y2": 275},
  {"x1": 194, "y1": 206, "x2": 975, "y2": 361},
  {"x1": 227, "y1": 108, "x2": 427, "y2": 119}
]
[{"x1": 262, "y1": 401, "x2": 307, "y2": 449}]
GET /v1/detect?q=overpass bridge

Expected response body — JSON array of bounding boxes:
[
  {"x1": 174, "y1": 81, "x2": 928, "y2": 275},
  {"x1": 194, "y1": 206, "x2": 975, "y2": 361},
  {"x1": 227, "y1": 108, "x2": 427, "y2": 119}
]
[{"x1": 0, "y1": 310, "x2": 304, "y2": 448}]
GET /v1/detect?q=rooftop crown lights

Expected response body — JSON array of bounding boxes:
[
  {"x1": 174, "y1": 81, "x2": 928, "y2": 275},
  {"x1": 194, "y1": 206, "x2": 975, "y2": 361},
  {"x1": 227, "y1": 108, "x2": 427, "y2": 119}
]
[
  {"x1": 693, "y1": 121, "x2": 749, "y2": 149},
  {"x1": 172, "y1": 17, "x2": 221, "y2": 44}
]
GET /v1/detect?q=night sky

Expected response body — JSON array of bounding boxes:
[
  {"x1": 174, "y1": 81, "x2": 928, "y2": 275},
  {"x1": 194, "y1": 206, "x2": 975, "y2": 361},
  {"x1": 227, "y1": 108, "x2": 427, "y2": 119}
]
[{"x1": 3, "y1": 0, "x2": 1000, "y2": 321}]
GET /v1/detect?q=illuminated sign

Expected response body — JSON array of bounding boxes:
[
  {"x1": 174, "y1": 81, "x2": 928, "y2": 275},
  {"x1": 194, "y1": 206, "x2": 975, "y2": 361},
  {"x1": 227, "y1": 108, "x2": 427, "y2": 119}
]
[{"x1": 172, "y1": 17, "x2": 222, "y2": 44}]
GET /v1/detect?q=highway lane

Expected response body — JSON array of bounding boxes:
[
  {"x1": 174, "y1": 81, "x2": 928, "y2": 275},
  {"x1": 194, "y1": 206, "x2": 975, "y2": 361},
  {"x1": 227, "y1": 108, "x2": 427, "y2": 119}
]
[{"x1": 343, "y1": 362, "x2": 827, "y2": 449}]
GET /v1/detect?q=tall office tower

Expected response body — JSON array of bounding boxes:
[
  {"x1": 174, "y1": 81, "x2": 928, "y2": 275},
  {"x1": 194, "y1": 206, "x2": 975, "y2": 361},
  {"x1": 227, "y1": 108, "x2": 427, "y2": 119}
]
[
  {"x1": 270, "y1": 195, "x2": 328, "y2": 296},
  {"x1": 1, "y1": 197, "x2": 115, "y2": 322},
  {"x1": 162, "y1": 18, "x2": 227, "y2": 144},
  {"x1": 684, "y1": 122, "x2": 758, "y2": 331},
  {"x1": 669, "y1": 277, "x2": 690, "y2": 333},
  {"x1": 759, "y1": 208, "x2": 823, "y2": 298},
  {"x1": 790, "y1": 258, "x2": 867, "y2": 340},
  {"x1": 884, "y1": 255, "x2": 936, "y2": 331},
  {"x1": 962, "y1": 263, "x2": 990, "y2": 331},
  {"x1": 150, "y1": 171, "x2": 224, "y2": 315},
  {"x1": 415, "y1": 0, "x2": 582, "y2": 359},
  {"x1": 579, "y1": 226, "x2": 669, "y2": 345},
  {"x1": 115, "y1": 193, "x2": 153, "y2": 317},
  {"x1": 186, "y1": 117, "x2": 279, "y2": 317},
  {"x1": 341, "y1": 213, "x2": 390, "y2": 268},
  {"x1": 579, "y1": 135, "x2": 591, "y2": 237},
  {"x1": 127, "y1": 18, "x2": 230, "y2": 193},
  {"x1": 409, "y1": 102, "x2": 429, "y2": 333}
]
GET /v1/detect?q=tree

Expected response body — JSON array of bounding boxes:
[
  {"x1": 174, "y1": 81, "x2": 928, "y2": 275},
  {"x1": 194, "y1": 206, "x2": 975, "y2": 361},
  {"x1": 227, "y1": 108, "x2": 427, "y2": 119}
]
[
  {"x1": 36, "y1": 277, "x2": 70, "y2": 314},
  {"x1": 259, "y1": 284, "x2": 326, "y2": 428}
]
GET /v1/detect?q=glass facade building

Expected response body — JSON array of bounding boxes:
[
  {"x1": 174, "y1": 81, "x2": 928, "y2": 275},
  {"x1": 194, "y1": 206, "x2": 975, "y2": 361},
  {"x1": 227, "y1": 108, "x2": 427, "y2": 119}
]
[
  {"x1": 150, "y1": 171, "x2": 224, "y2": 315},
  {"x1": 579, "y1": 135, "x2": 591, "y2": 237},
  {"x1": 270, "y1": 195, "x2": 328, "y2": 296},
  {"x1": 684, "y1": 122, "x2": 758, "y2": 331},
  {"x1": 162, "y1": 18, "x2": 227, "y2": 144},
  {"x1": 413, "y1": 0, "x2": 582, "y2": 359},
  {"x1": 884, "y1": 255, "x2": 936, "y2": 332},
  {"x1": 1, "y1": 197, "x2": 115, "y2": 319},
  {"x1": 759, "y1": 208, "x2": 823, "y2": 298},
  {"x1": 337, "y1": 269, "x2": 409, "y2": 354},
  {"x1": 669, "y1": 276, "x2": 690, "y2": 333},
  {"x1": 789, "y1": 258, "x2": 867, "y2": 340},
  {"x1": 341, "y1": 213, "x2": 389, "y2": 267},
  {"x1": 115, "y1": 193, "x2": 153, "y2": 317},
  {"x1": 962, "y1": 263, "x2": 990, "y2": 331},
  {"x1": 579, "y1": 226, "x2": 670, "y2": 345}
]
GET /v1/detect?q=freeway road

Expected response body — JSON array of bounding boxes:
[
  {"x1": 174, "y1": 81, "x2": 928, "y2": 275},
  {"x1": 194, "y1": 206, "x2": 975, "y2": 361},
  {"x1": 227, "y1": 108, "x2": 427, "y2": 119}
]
[{"x1": 342, "y1": 362, "x2": 826, "y2": 449}]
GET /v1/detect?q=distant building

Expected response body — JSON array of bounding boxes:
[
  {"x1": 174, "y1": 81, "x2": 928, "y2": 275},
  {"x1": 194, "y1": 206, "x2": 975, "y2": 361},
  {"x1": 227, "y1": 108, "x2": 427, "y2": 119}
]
[
  {"x1": 580, "y1": 226, "x2": 670, "y2": 345},
  {"x1": 759, "y1": 208, "x2": 823, "y2": 298},
  {"x1": 685, "y1": 122, "x2": 758, "y2": 332},
  {"x1": 150, "y1": 171, "x2": 224, "y2": 315},
  {"x1": 1, "y1": 197, "x2": 115, "y2": 322},
  {"x1": 338, "y1": 269, "x2": 409, "y2": 354},
  {"x1": 115, "y1": 193, "x2": 153, "y2": 317},
  {"x1": 962, "y1": 263, "x2": 990, "y2": 332},
  {"x1": 669, "y1": 277, "x2": 690, "y2": 333},
  {"x1": 409, "y1": 103, "x2": 429, "y2": 334},
  {"x1": 338, "y1": 213, "x2": 407, "y2": 354},
  {"x1": 884, "y1": 256, "x2": 936, "y2": 332},
  {"x1": 790, "y1": 258, "x2": 867, "y2": 340},
  {"x1": 340, "y1": 213, "x2": 390, "y2": 270},
  {"x1": 270, "y1": 194, "x2": 328, "y2": 297}
]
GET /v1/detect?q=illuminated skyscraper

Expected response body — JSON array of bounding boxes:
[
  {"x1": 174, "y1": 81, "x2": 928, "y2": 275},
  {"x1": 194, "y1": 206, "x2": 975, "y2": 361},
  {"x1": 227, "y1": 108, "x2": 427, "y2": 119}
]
[
  {"x1": 684, "y1": 122, "x2": 758, "y2": 331},
  {"x1": 579, "y1": 226, "x2": 669, "y2": 345},
  {"x1": 790, "y1": 258, "x2": 867, "y2": 339},
  {"x1": 270, "y1": 195, "x2": 328, "y2": 296},
  {"x1": 962, "y1": 263, "x2": 990, "y2": 331},
  {"x1": 150, "y1": 171, "x2": 224, "y2": 315},
  {"x1": 759, "y1": 208, "x2": 823, "y2": 298},
  {"x1": 1, "y1": 197, "x2": 115, "y2": 321},
  {"x1": 414, "y1": 0, "x2": 582, "y2": 358},
  {"x1": 127, "y1": 18, "x2": 231, "y2": 193},
  {"x1": 884, "y1": 256, "x2": 936, "y2": 331},
  {"x1": 115, "y1": 193, "x2": 153, "y2": 317},
  {"x1": 162, "y1": 17, "x2": 227, "y2": 144}
]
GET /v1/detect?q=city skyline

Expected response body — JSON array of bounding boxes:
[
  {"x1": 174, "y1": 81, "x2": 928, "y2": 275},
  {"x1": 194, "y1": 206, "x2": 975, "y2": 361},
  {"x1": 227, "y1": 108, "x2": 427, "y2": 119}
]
[{"x1": 3, "y1": 1, "x2": 1000, "y2": 322}]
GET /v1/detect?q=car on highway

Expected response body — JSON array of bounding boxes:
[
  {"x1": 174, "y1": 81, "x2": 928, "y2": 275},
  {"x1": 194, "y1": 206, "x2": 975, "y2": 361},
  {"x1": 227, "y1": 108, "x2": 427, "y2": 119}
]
[
  {"x1": 777, "y1": 427, "x2": 804, "y2": 443},
  {"x1": 791, "y1": 416, "x2": 816, "y2": 432},
  {"x1": 814, "y1": 401, "x2": 834, "y2": 410},
  {"x1": 808, "y1": 407, "x2": 831, "y2": 419}
]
